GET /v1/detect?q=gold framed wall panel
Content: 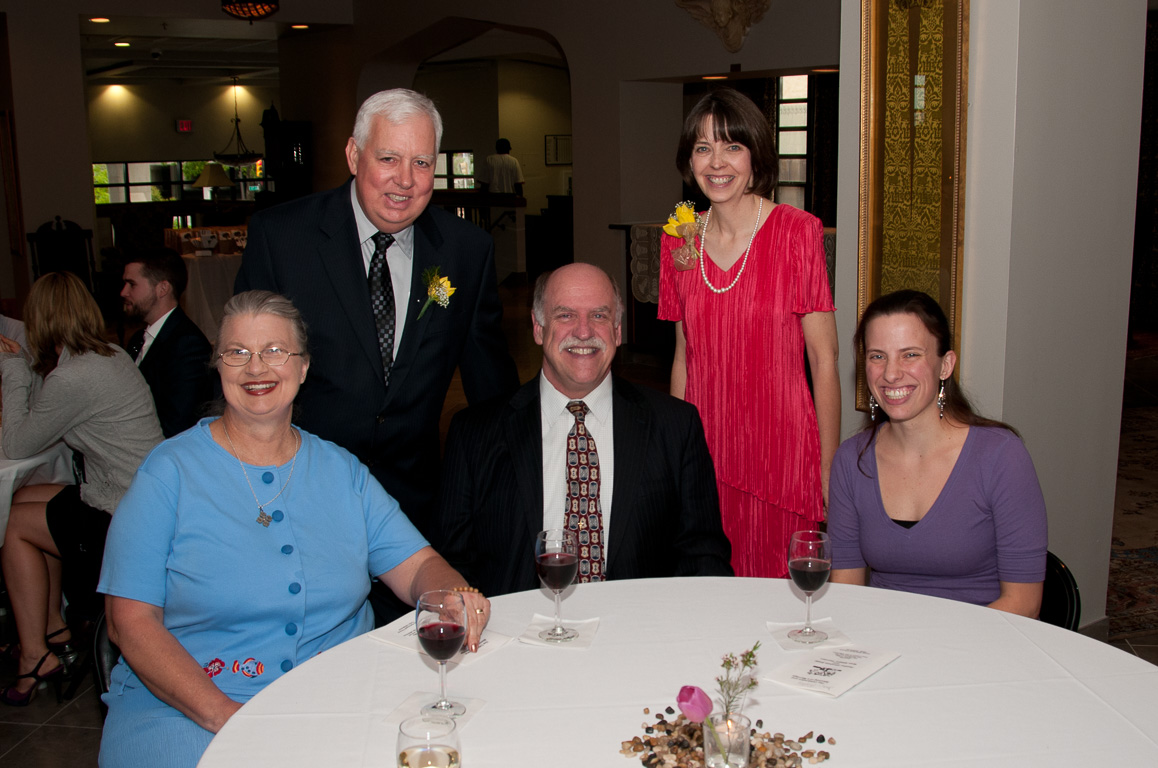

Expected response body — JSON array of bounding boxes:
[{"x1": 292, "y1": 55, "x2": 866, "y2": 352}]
[{"x1": 856, "y1": 0, "x2": 968, "y2": 410}]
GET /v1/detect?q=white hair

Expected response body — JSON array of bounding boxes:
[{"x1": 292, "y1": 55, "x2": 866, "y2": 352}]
[{"x1": 352, "y1": 88, "x2": 443, "y2": 151}]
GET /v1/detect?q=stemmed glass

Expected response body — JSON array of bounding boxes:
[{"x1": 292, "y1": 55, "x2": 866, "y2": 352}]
[
  {"x1": 787, "y1": 530, "x2": 831, "y2": 644},
  {"x1": 397, "y1": 714, "x2": 460, "y2": 768},
  {"x1": 415, "y1": 590, "x2": 467, "y2": 716},
  {"x1": 535, "y1": 529, "x2": 579, "y2": 642}
]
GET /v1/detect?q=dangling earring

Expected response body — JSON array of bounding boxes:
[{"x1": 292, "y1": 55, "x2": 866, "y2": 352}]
[
  {"x1": 937, "y1": 379, "x2": 946, "y2": 420},
  {"x1": 869, "y1": 394, "x2": 878, "y2": 422}
]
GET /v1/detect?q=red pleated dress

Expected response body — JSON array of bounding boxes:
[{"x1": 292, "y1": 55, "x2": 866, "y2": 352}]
[{"x1": 659, "y1": 204, "x2": 834, "y2": 577}]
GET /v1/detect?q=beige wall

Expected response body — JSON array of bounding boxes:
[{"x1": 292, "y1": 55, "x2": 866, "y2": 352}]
[
  {"x1": 837, "y1": 0, "x2": 1147, "y2": 625},
  {"x1": 497, "y1": 59, "x2": 571, "y2": 214},
  {"x1": 87, "y1": 82, "x2": 277, "y2": 161}
]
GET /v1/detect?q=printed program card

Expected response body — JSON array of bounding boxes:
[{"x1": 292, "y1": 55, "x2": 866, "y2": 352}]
[{"x1": 766, "y1": 646, "x2": 899, "y2": 697}]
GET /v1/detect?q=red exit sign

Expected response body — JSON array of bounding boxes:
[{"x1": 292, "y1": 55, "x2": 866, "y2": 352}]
[{"x1": 175, "y1": 119, "x2": 193, "y2": 133}]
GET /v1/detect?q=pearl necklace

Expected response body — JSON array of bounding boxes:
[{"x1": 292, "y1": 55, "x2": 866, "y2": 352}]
[
  {"x1": 698, "y1": 197, "x2": 764, "y2": 294},
  {"x1": 222, "y1": 419, "x2": 300, "y2": 528}
]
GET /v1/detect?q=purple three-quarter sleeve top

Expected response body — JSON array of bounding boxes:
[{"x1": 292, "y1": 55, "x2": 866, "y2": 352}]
[{"x1": 827, "y1": 425, "x2": 1048, "y2": 606}]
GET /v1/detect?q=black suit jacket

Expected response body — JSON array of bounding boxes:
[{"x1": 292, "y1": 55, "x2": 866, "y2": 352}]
[
  {"x1": 431, "y1": 375, "x2": 733, "y2": 596},
  {"x1": 128, "y1": 305, "x2": 212, "y2": 438},
  {"x1": 235, "y1": 180, "x2": 518, "y2": 527}
]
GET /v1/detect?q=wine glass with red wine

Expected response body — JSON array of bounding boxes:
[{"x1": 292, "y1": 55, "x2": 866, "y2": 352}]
[
  {"x1": 787, "y1": 530, "x2": 831, "y2": 644},
  {"x1": 416, "y1": 590, "x2": 467, "y2": 716},
  {"x1": 535, "y1": 529, "x2": 579, "y2": 642}
]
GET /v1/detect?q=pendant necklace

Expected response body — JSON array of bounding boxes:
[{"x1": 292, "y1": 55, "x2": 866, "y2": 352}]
[
  {"x1": 698, "y1": 196, "x2": 763, "y2": 294},
  {"x1": 222, "y1": 419, "x2": 300, "y2": 528}
]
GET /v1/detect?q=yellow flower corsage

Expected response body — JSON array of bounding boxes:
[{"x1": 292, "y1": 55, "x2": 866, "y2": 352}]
[
  {"x1": 417, "y1": 267, "x2": 456, "y2": 319},
  {"x1": 664, "y1": 201, "x2": 703, "y2": 270}
]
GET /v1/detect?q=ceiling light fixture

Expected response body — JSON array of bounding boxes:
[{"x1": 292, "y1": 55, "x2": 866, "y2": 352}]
[
  {"x1": 702, "y1": 75, "x2": 728, "y2": 80},
  {"x1": 291, "y1": 24, "x2": 309, "y2": 30},
  {"x1": 114, "y1": 42, "x2": 130, "y2": 48},
  {"x1": 221, "y1": 1, "x2": 280, "y2": 21},
  {"x1": 90, "y1": 17, "x2": 110, "y2": 23}
]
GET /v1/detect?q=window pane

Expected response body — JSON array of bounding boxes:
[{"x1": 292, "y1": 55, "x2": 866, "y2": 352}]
[
  {"x1": 106, "y1": 185, "x2": 127, "y2": 204},
  {"x1": 433, "y1": 177, "x2": 448, "y2": 190},
  {"x1": 779, "y1": 102, "x2": 807, "y2": 128},
  {"x1": 435, "y1": 154, "x2": 448, "y2": 176},
  {"x1": 453, "y1": 177, "x2": 475, "y2": 190},
  {"x1": 776, "y1": 185, "x2": 805, "y2": 209},
  {"x1": 106, "y1": 163, "x2": 127, "y2": 184},
  {"x1": 780, "y1": 75, "x2": 808, "y2": 100},
  {"x1": 779, "y1": 158, "x2": 807, "y2": 183},
  {"x1": 452, "y1": 152, "x2": 473, "y2": 176},
  {"x1": 779, "y1": 130, "x2": 807, "y2": 155}
]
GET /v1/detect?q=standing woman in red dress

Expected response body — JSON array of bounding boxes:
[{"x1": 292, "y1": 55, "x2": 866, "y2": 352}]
[{"x1": 659, "y1": 88, "x2": 840, "y2": 578}]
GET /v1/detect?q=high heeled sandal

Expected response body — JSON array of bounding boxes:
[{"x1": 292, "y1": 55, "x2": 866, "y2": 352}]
[
  {"x1": 44, "y1": 628, "x2": 79, "y2": 672},
  {"x1": 1, "y1": 651, "x2": 64, "y2": 707}
]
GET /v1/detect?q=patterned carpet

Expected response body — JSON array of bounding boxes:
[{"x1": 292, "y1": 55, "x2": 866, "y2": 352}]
[{"x1": 1109, "y1": 406, "x2": 1158, "y2": 639}]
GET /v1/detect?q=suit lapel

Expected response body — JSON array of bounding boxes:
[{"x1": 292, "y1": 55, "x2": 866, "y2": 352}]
[
  {"x1": 505, "y1": 382, "x2": 544, "y2": 542},
  {"x1": 317, "y1": 181, "x2": 384, "y2": 382},
  {"x1": 607, "y1": 376, "x2": 649, "y2": 576},
  {"x1": 385, "y1": 209, "x2": 442, "y2": 402}
]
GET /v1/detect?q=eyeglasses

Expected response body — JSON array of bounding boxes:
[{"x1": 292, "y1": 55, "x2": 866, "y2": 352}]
[{"x1": 218, "y1": 348, "x2": 303, "y2": 367}]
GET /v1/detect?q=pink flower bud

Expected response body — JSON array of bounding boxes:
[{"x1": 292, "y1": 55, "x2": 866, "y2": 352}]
[{"x1": 676, "y1": 685, "x2": 713, "y2": 722}]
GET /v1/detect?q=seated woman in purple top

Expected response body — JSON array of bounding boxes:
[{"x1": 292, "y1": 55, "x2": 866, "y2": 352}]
[{"x1": 828, "y1": 290, "x2": 1047, "y2": 617}]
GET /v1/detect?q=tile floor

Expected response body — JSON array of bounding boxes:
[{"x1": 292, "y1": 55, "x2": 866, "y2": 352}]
[{"x1": 1, "y1": 280, "x2": 1155, "y2": 767}]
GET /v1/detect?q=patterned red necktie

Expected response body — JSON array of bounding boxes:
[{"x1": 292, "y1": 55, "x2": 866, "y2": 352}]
[
  {"x1": 564, "y1": 400, "x2": 605, "y2": 582},
  {"x1": 368, "y1": 232, "x2": 396, "y2": 387}
]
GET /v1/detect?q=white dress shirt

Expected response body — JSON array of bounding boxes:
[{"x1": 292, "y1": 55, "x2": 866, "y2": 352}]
[
  {"x1": 351, "y1": 184, "x2": 414, "y2": 358},
  {"x1": 540, "y1": 373, "x2": 615, "y2": 563},
  {"x1": 136, "y1": 307, "x2": 175, "y2": 365}
]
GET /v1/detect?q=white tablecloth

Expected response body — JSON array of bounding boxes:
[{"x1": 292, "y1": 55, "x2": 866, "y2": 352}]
[
  {"x1": 0, "y1": 431, "x2": 74, "y2": 546},
  {"x1": 182, "y1": 253, "x2": 243, "y2": 341},
  {"x1": 199, "y1": 578, "x2": 1158, "y2": 767}
]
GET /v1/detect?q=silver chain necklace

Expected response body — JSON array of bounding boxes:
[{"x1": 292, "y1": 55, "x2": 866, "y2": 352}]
[
  {"x1": 698, "y1": 196, "x2": 764, "y2": 294},
  {"x1": 222, "y1": 419, "x2": 300, "y2": 528}
]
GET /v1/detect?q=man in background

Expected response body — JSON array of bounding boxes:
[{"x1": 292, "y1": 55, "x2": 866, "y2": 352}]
[
  {"x1": 122, "y1": 248, "x2": 213, "y2": 438},
  {"x1": 477, "y1": 138, "x2": 524, "y2": 197}
]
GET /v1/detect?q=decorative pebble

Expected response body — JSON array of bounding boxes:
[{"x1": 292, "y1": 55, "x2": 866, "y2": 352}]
[
  {"x1": 644, "y1": 707, "x2": 650, "y2": 715},
  {"x1": 800, "y1": 731, "x2": 814, "y2": 742},
  {"x1": 665, "y1": 706, "x2": 675, "y2": 715},
  {"x1": 826, "y1": 737, "x2": 836, "y2": 746},
  {"x1": 816, "y1": 735, "x2": 825, "y2": 744}
]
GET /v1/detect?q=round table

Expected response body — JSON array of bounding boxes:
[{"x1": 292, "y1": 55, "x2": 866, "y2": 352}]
[{"x1": 198, "y1": 578, "x2": 1158, "y2": 767}]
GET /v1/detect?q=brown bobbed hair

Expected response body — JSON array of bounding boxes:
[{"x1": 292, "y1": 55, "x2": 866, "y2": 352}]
[
  {"x1": 853, "y1": 289, "x2": 1017, "y2": 466},
  {"x1": 676, "y1": 88, "x2": 779, "y2": 200},
  {"x1": 24, "y1": 271, "x2": 113, "y2": 377}
]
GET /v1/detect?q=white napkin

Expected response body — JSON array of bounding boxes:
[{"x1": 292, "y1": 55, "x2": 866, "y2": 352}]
[
  {"x1": 518, "y1": 614, "x2": 600, "y2": 648},
  {"x1": 368, "y1": 623, "x2": 511, "y2": 668},
  {"x1": 383, "y1": 690, "x2": 485, "y2": 729},
  {"x1": 765, "y1": 618, "x2": 852, "y2": 651}
]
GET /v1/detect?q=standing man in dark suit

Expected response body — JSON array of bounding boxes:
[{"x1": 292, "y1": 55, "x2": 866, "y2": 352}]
[
  {"x1": 431, "y1": 264, "x2": 732, "y2": 597},
  {"x1": 122, "y1": 248, "x2": 213, "y2": 437},
  {"x1": 235, "y1": 89, "x2": 518, "y2": 616}
]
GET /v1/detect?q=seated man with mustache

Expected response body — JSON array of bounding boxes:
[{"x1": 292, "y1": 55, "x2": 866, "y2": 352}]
[{"x1": 430, "y1": 263, "x2": 733, "y2": 596}]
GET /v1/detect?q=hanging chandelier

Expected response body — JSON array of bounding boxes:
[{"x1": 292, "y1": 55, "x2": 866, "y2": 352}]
[
  {"x1": 221, "y1": 1, "x2": 279, "y2": 21},
  {"x1": 214, "y1": 77, "x2": 263, "y2": 165}
]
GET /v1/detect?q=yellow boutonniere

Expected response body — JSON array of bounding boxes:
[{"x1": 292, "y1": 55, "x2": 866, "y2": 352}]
[
  {"x1": 417, "y1": 267, "x2": 456, "y2": 319},
  {"x1": 664, "y1": 200, "x2": 703, "y2": 270},
  {"x1": 663, "y1": 202, "x2": 699, "y2": 238}
]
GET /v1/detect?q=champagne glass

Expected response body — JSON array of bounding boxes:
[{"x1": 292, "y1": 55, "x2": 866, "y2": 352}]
[
  {"x1": 416, "y1": 590, "x2": 466, "y2": 716},
  {"x1": 787, "y1": 530, "x2": 831, "y2": 644},
  {"x1": 535, "y1": 529, "x2": 579, "y2": 642},
  {"x1": 397, "y1": 714, "x2": 460, "y2": 768}
]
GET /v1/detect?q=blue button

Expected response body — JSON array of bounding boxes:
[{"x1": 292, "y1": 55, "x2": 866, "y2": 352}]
[
  {"x1": 262, "y1": 471, "x2": 275, "y2": 484},
  {"x1": 272, "y1": 510, "x2": 284, "y2": 522},
  {"x1": 288, "y1": 582, "x2": 301, "y2": 594},
  {"x1": 285, "y1": 623, "x2": 298, "y2": 636},
  {"x1": 281, "y1": 544, "x2": 293, "y2": 554},
  {"x1": 281, "y1": 660, "x2": 293, "y2": 672}
]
